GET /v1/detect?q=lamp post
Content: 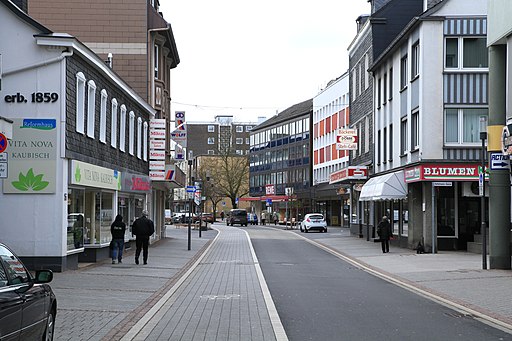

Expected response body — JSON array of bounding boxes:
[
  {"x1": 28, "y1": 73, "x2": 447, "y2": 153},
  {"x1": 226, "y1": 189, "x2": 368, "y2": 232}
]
[
  {"x1": 479, "y1": 116, "x2": 487, "y2": 269},
  {"x1": 187, "y1": 156, "x2": 193, "y2": 251}
]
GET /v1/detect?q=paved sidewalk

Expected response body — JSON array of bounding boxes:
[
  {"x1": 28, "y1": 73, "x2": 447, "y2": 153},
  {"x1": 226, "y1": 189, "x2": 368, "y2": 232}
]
[{"x1": 52, "y1": 226, "x2": 215, "y2": 341}]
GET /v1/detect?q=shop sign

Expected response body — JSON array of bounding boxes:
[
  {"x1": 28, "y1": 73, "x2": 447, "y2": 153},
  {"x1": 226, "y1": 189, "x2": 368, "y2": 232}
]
[
  {"x1": 121, "y1": 172, "x2": 151, "y2": 192},
  {"x1": 149, "y1": 171, "x2": 165, "y2": 180},
  {"x1": 150, "y1": 119, "x2": 166, "y2": 129},
  {"x1": 336, "y1": 128, "x2": 358, "y2": 150},
  {"x1": 265, "y1": 184, "x2": 275, "y2": 195},
  {"x1": 150, "y1": 129, "x2": 166, "y2": 139},
  {"x1": 150, "y1": 150, "x2": 165, "y2": 160},
  {"x1": 3, "y1": 118, "x2": 57, "y2": 194},
  {"x1": 149, "y1": 160, "x2": 165, "y2": 170},
  {"x1": 70, "y1": 160, "x2": 121, "y2": 190},
  {"x1": 404, "y1": 164, "x2": 486, "y2": 183},
  {"x1": 329, "y1": 166, "x2": 368, "y2": 184},
  {"x1": 150, "y1": 139, "x2": 165, "y2": 150}
]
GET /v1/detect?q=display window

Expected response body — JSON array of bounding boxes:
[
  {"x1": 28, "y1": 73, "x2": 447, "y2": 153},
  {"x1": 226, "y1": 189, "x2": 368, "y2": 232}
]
[
  {"x1": 67, "y1": 188, "x2": 85, "y2": 251},
  {"x1": 83, "y1": 190, "x2": 114, "y2": 245},
  {"x1": 118, "y1": 195, "x2": 144, "y2": 239}
]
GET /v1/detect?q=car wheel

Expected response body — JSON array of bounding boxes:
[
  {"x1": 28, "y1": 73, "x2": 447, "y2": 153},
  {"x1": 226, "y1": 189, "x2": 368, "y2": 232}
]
[
  {"x1": 305, "y1": 228, "x2": 308, "y2": 233},
  {"x1": 43, "y1": 310, "x2": 55, "y2": 341}
]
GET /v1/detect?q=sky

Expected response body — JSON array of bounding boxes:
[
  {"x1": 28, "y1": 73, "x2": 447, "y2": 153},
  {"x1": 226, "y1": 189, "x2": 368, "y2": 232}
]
[{"x1": 160, "y1": 1, "x2": 371, "y2": 123}]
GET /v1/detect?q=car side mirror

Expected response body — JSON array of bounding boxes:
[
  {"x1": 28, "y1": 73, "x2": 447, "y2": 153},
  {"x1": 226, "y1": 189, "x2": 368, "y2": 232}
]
[{"x1": 34, "y1": 269, "x2": 53, "y2": 284}]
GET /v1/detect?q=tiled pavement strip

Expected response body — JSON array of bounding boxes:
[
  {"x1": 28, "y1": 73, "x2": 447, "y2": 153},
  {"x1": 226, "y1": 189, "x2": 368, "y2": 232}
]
[{"x1": 52, "y1": 223, "x2": 512, "y2": 340}]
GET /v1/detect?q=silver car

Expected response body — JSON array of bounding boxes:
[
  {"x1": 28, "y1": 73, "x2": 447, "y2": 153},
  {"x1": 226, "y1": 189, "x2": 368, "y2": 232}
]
[{"x1": 300, "y1": 213, "x2": 328, "y2": 233}]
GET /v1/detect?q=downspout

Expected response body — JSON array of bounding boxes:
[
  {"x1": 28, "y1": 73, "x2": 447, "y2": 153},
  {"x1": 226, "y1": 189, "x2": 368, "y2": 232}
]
[{"x1": 3, "y1": 48, "x2": 73, "y2": 76}]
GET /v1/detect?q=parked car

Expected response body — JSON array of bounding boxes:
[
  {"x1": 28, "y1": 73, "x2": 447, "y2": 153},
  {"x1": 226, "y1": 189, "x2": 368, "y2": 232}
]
[
  {"x1": 226, "y1": 209, "x2": 248, "y2": 226},
  {"x1": 200, "y1": 212, "x2": 214, "y2": 223},
  {"x1": 0, "y1": 242, "x2": 57, "y2": 340},
  {"x1": 248, "y1": 213, "x2": 258, "y2": 225},
  {"x1": 300, "y1": 213, "x2": 328, "y2": 233}
]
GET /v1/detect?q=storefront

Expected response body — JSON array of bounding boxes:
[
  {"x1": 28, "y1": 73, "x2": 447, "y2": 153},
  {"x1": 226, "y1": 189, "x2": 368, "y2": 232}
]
[{"x1": 404, "y1": 163, "x2": 488, "y2": 251}]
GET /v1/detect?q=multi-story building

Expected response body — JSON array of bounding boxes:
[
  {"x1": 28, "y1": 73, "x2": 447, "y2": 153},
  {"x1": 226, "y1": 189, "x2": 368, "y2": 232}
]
[
  {"x1": 248, "y1": 100, "x2": 312, "y2": 223},
  {"x1": 366, "y1": 0, "x2": 488, "y2": 252},
  {"x1": 23, "y1": 0, "x2": 182, "y2": 231},
  {"x1": 348, "y1": 0, "x2": 423, "y2": 237},
  {"x1": 0, "y1": 1, "x2": 155, "y2": 270},
  {"x1": 312, "y1": 73, "x2": 355, "y2": 226},
  {"x1": 186, "y1": 115, "x2": 260, "y2": 157}
]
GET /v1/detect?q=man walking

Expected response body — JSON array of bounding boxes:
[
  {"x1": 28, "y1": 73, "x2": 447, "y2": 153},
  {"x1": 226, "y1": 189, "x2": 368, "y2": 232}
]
[{"x1": 132, "y1": 210, "x2": 155, "y2": 265}]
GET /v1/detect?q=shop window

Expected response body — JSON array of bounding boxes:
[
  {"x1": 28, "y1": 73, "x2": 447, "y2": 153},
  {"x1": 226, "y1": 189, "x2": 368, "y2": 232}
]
[
  {"x1": 137, "y1": 117, "x2": 142, "y2": 159},
  {"x1": 99, "y1": 89, "x2": 107, "y2": 143},
  {"x1": 437, "y1": 186, "x2": 456, "y2": 237},
  {"x1": 67, "y1": 188, "x2": 85, "y2": 250},
  {"x1": 76, "y1": 72, "x2": 86, "y2": 134},
  {"x1": 119, "y1": 105, "x2": 126, "y2": 152},
  {"x1": 129, "y1": 111, "x2": 135, "y2": 155},
  {"x1": 111, "y1": 98, "x2": 118, "y2": 148},
  {"x1": 87, "y1": 80, "x2": 96, "y2": 138}
]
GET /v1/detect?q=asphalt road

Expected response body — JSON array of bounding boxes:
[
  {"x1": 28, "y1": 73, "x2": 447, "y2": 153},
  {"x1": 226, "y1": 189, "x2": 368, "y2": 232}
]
[{"x1": 247, "y1": 227, "x2": 511, "y2": 341}]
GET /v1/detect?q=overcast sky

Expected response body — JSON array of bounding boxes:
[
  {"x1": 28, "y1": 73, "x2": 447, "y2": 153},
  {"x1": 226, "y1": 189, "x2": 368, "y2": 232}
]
[{"x1": 160, "y1": 1, "x2": 371, "y2": 123}]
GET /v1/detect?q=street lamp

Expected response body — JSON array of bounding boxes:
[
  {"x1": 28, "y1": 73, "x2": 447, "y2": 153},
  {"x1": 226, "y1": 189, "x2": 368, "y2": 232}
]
[
  {"x1": 479, "y1": 116, "x2": 487, "y2": 270},
  {"x1": 187, "y1": 155, "x2": 193, "y2": 251}
]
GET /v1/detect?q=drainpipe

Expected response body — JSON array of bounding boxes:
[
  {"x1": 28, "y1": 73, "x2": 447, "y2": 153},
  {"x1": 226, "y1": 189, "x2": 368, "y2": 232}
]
[{"x1": 3, "y1": 49, "x2": 73, "y2": 76}]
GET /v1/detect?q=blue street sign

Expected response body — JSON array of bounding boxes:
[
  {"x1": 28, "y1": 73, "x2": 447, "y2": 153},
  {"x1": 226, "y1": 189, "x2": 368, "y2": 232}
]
[
  {"x1": 490, "y1": 153, "x2": 510, "y2": 170},
  {"x1": 186, "y1": 186, "x2": 196, "y2": 193}
]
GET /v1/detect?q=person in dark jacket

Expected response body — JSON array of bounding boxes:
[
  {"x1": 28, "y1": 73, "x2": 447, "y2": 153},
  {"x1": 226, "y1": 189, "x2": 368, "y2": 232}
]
[
  {"x1": 111, "y1": 214, "x2": 126, "y2": 264},
  {"x1": 377, "y1": 216, "x2": 392, "y2": 253},
  {"x1": 132, "y1": 210, "x2": 155, "y2": 265}
]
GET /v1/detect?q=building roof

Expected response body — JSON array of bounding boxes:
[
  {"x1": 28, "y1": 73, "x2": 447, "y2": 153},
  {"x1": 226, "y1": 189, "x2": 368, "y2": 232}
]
[
  {"x1": 1, "y1": 0, "x2": 51, "y2": 33},
  {"x1": 251, "y1": 99, "x2": 313, "y2": 132}
]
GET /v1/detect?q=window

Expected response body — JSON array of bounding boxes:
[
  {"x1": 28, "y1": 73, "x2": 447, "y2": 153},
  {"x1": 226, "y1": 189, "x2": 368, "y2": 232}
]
[
  {"x1": 400, "y1": 55, "x2": 408, "y2": 90},
  {"x1": 246, "y1": 138, "x2": 250, "y2": 144},
  {"x1": 208, "y1": 125, "x2": 215, "y2": 132},
  {"x1": 236, "y1": 150, "x2": 243, "y2": 155},
  {"x1": 143, "y1": 122, "x2": 148, "y2": 161},
  {"x1": 129, "y1": 111, "x2": 135, "y2": 155},
  {"x1": 137, "y1": 117, "x2": 142, "y2": 159},
  {"x1": 383, "y1": 127, "x2": 387, "y2": 163},
  {"x1": 246, "y1": 126, "x2": 252, "y2": 132},
  {"x1": 236, "y1": 126, "x2": 243, "y2": 133},
  {"x1": 352, "y1": 69, "x2": 357, "y2": 100},
  {"x1": 99, "y1": 90, "x2": 107, "y2": 143},
  {"x1": 87, "y1": 80, "x2": 96, "y2": 138},
  {"x1": 76, "y1": 72, "x2": 86, "y2": 134},
  {"x1": 401, "y1": 118, "x2": 408, "y2": 155},
  {"x1": 365, "y1": 53, "x2": 370, "y2": 90},
  {"x1": 0, "y1": 245, "x2": 29, "y2": 285},
  {"x1": 111, "y1": 99, "x2": 118, "y2": 148},
  {"x1": 208, "y1": 137, "x2": 215, "y2": 144},
  {"x1": 236, "y1": 138, "x2": 243, "y2": 144},
  {"x1": 207, "y1": 150, "x2": 215, "y2": 155},
  {"x1": 445, "y1": 37, "x2": 488, "y2": 69},
  {"x1": 383, "y1": 73, "x2": 387, "y2": 104},
  {"x1": 412, "y1": 41, "x2": 420, "y2": 78},
  {"x1": 389, "y1": 124, "x2": 393, "y2": 161},
  {"x1": 389, "y1": 68, "x2": 393, "y2": 101},
  {"x1": 377, "y1": 78, "x2": 382, "y2": 108},
  {"x1": 377, "y1": 130, "x2": 381, "y2": 164},
  {"x1": 154, "y1": 44, "x2": 159, "y2": 78},
  {"x1": 411, "y1": 111, "x2": 419, "y2": 150},
  {"x1": 119, "y1": 105, "x2": 126, "y2": 152},
  {"x1": 445, "y1": 108, "x2": 488, "y2": 144}
]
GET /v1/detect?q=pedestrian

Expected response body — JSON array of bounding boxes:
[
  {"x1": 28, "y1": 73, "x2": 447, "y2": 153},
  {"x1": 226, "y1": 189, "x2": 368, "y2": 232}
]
[
  {"x1": 377, "y1": 216, "x2": 392, "y2": 253},
  {"x1": 110, "y1": 214, "x2": 126, "y2": 264},
  {"x1": 273, "y1": 212, "x2": 279, "y2": 225},
  {"x1": 261, "y1": 211, "x2": 266, "y2": 225},
  {"x1": 132, "y1": 210, "x2": 155, "y2": 265},
  {"x1": 220, "y1": 211, "x2": 225, "y2": 221}
]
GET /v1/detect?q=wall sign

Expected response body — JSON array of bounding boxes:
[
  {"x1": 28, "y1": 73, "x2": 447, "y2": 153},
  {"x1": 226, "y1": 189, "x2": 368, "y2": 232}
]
[{"x1": 70, "y1": 160, "x2": 121, "y2": 190}]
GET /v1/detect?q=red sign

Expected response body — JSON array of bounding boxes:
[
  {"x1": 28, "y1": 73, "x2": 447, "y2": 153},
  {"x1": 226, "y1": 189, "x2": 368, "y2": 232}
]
[
  {"x1": 0, "y1": 133, "x2": 7, "y2": 153},
  {"x1": 330, "y1": 166, "x2": 368, "y2": 184},
  {"x1": 404, "y1": 163, "x2": 483, "y2": 183}
]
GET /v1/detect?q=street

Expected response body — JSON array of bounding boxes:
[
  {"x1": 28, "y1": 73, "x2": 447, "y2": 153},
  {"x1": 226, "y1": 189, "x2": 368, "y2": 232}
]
[{"x1": 248, "y1": 227, "x2": 511, "y2": 340}]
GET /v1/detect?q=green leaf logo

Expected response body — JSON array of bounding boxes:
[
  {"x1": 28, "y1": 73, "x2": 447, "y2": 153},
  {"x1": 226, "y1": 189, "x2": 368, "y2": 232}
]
[
  {"x1": 11, "y1": 168, "x2": 49, "y2": 191},
  {"x1": 75, "y1": 164, "x2": 81, "y2": 183}
]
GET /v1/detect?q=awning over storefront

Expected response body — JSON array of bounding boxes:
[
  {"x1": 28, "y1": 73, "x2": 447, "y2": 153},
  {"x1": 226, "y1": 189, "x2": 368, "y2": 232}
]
[{"x1": 359, "y1": 170, "x2": 407, "y2": 201}]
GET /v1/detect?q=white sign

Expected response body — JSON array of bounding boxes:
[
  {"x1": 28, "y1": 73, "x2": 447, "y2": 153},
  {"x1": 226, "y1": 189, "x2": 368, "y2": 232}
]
[
  {"x1": 150, "y1": 150, "x2": 165, "y2": 160},
  {"x1": 490, "y1": 153, "x2": 510, "y2": 170},
  {"x1": 149, "y1": 171, "x2": 165, "y2": 180},
  {"x1": 150, "y1": 119, "x2": 166, "y2": 129},
  {"x1": 0, "y1": 162, "x2": 7, "y2": 178},
  {"x1": 433, "y1": 182, "x2": 452, "y2": 187},
  {"x1": 150, "y1": 139, "x2": 165, "y2": 150},
  {"x1": 149, "y1": 160, "x2": 165, "y2": 170},
  {"x1": 150, "y1": 129, "x2": 166, "y2": 139},
  {"x1": 336, "y1": 128, "x2": 358, "y2": 151}
]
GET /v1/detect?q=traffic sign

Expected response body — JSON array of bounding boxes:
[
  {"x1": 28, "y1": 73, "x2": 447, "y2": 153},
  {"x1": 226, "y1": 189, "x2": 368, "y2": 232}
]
[
  {"x1": 186, "y1": 185, "x2": 196, "y2": 193},
  {"x1": 490, "y1": 153, "x2": 510, "y2": 170},
  {"x1": 0, "y1": 133, "x2": 7, "y2": 153}
]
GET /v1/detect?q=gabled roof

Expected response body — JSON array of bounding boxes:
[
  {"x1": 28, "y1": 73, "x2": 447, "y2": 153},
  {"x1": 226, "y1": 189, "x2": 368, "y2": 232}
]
[
  {"x1": 1, "y1": 0, "x2": 51, "y2": 34},
  {"x1": 251, "y1": 99, "x2": 312, "y2": 132}
]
